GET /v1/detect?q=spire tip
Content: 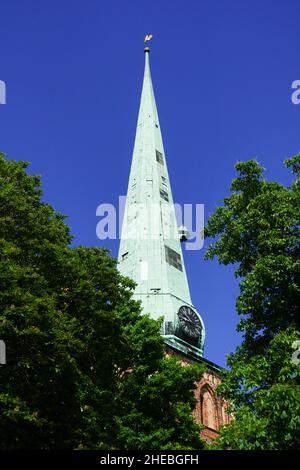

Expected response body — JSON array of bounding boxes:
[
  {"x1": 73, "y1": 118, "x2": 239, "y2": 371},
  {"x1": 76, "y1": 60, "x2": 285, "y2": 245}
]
[{"x1": 144, "y1": 47, "x2": 150, "y2": 53}]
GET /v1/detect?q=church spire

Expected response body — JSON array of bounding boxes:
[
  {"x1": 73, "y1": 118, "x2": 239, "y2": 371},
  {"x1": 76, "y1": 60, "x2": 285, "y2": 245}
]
[
  {"x1": 141, "y1": 46, "x2": 157, "y2": 117},
  {"x1": 118, "y1": 46, "x2": 205, "y2": 358}
]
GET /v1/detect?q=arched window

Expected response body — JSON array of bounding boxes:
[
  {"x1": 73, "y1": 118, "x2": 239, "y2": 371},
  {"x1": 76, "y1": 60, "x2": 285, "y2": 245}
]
[
  {"x1": 221, "y1": 399, "x2": 231, "y2": 425},
  {"x1": 201, "y1": 387, "x2": 217, "y2": 430}
]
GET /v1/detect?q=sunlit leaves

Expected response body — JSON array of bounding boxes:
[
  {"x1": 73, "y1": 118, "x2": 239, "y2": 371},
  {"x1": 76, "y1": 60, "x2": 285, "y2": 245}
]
[{"x1": 205, "y1": 155, "x2": 300, "y2": 450}]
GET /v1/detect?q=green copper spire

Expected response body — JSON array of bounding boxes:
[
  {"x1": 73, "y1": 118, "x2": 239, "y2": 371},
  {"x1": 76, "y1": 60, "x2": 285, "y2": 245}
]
[{"x1": 118, "y1": 47, "x2": 205, "y2": 357}]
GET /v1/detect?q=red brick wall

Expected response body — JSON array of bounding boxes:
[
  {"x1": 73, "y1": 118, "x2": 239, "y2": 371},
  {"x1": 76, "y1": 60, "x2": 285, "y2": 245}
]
[{"x1": 166, "y1": 348, "x2": 231, "y2": 443}]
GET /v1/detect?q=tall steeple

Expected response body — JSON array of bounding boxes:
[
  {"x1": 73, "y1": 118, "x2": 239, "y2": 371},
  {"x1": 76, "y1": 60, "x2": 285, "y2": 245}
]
[{"x1": 118, "y1": 46, "x2": 205, "y2": 358}]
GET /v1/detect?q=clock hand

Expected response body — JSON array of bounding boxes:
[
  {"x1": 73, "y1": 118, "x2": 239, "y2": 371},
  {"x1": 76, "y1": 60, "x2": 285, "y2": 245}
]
[{"x1": 183, "y1": 319, "x2": 195, "y2": 325}]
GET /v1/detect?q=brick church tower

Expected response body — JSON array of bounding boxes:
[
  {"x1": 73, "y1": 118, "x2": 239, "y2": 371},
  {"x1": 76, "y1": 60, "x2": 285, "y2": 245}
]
[{"x1": 118, "y1": 44, "x2": 230, "y2": 442}]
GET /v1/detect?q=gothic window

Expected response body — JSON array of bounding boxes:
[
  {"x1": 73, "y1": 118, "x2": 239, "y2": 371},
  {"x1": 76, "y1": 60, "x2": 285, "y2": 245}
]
[
  {"x1": 156, "y1": 150, "x2": 164, "y2": 165},
  {"x1": 221, "y1": 402, "x2": 227, "y2": 426},
  {"x1": 165, "y1": 245, "x2": 183, "y2": 271},
  {"x1": 121, "y1": 252, "x2": 129, "y2": 261},
  {"x1": 221, "y1": 400, "x2": 231, "y2": 425},
  {"x1": 201, "y1": 387, "x2": 217, "y2": 430}
]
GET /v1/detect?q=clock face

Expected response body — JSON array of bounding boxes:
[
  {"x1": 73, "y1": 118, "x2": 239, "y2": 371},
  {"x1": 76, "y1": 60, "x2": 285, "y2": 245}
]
[{"x1": 178, "y1": 306, "x2": 202, "y2": 338}]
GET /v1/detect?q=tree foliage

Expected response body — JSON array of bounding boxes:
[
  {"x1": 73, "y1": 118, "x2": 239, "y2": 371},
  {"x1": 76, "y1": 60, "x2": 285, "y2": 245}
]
[
  {"x1": 0, "y1": 153, "x2": 205, "y2": 450},
  {"x1": 205, "y1": 155, "x2": 300, "y2": 450}
]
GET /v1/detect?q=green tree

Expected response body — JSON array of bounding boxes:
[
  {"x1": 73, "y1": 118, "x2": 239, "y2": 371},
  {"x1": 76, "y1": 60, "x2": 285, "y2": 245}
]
[
  {"x1": 0, "y1": 153, "x2": 205, "y2": 450},
  {"x1": 205, "y1": 155, "x2": 300, "y2": 450}
]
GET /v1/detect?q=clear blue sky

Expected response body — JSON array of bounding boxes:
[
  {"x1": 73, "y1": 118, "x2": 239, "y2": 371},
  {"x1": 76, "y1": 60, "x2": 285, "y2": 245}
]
[{"x1": 1, "y1": 0, "x2": 300, "y2": 367}]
